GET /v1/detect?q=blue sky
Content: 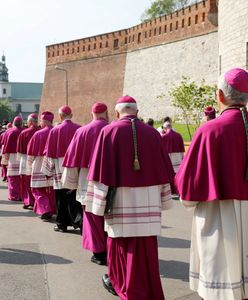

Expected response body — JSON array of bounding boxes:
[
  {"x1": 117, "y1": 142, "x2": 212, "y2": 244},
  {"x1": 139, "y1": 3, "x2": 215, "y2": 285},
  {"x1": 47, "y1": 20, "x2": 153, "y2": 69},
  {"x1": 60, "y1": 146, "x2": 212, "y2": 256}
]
[{"x1": 1, "y1": 0, "x2": 151, "y2": 83}]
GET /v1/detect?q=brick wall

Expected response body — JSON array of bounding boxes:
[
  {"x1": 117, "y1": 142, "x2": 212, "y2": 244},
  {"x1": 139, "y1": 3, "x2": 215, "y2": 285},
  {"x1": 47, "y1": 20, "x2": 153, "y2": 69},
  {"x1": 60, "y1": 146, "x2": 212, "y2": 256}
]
[
  {"x1": 46, "y1": 0, "x2": 217, "y2": 66},
  {"x1": 40, "y1": 0, "x2": 218, "y2": 123},
  {"x1": 40, "y1": 54, "x2": 127, "y2": 124}
]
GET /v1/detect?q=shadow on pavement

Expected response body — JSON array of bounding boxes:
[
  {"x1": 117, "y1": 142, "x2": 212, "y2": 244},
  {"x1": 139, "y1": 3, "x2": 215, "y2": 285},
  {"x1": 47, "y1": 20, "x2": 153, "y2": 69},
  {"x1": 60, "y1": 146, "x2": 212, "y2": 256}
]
[
  {"x1": 0, "y1": 199, "x2": 22, "y2": 205},
  {"x1": 159, "y1": 259, "x2": 189, "y2": 281},
  {"x1": 158, "y1": 236, "x2": 191, "y2": 249},
  {"x1": 0, "y1": 210, "x2": 36, "y2": 217},
  {"x1": 0, "y1": 185, "x2": 8, "y2": 190},
  {"x1": 0, "y1": 248, "x2": 72, "y2": 265}
]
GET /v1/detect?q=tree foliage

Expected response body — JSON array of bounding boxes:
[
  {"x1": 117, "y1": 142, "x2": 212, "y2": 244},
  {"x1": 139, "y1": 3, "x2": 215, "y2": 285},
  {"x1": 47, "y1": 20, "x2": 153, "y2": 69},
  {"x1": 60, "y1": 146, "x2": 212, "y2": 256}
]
[
  {"x1": 141, "y1": 0, "x2": 194, "y2": 22},
  {"x1": 167, "y1": 77, "x2": 217, "y2": 140},
  {"x1": 0, "y1": 99, "x2": 14, "y2": 124}
]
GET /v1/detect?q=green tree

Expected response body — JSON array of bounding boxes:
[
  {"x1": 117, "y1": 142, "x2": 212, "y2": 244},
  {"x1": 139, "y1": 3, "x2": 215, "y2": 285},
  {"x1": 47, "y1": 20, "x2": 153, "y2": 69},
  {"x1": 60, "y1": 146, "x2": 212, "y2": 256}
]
[
  {"x1": 161, "y1": 77, "x2": 217, "y2": 140},
  {"x1": 0, "y1": 99, "x2": 14, "y2": 124},
  {"x1": 141, "y1": 0, "x2": 193, "y2": 22}
]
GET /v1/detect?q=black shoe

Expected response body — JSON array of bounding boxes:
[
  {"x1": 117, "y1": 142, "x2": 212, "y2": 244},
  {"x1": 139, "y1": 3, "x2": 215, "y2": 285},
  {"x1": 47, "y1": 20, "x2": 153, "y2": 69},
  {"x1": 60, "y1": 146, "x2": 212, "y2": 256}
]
[
  {"x1": 91, "y1": 254, "x2": 107, "y2": 266},
  {"x1": 102, "y1": 274, "x2": 117, "y2": 296},
  {"x1": 41, "y1": 213, "x2": 52, "y2": 221},
  {"x1": 23, "y1": 204, "x2": 33, "y2": 210},
  {"x1": 54, "y1": 225, "x2": 67, "y2": 232}
]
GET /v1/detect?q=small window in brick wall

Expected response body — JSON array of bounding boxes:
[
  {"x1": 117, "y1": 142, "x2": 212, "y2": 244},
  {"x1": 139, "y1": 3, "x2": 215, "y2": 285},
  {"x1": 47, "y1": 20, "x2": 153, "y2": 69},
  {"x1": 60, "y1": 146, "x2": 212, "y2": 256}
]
[
  {"x1": 176, "y1": 21, "x2": 178, "y2": 30},
  {"x1": 94, "y1": 43, "x2": 96, "y2": 49},
  {"x1": 67, "y1": 49, "x2": 69, "y2": 54},
  {"x1": 114, "y1": 39, "x2": 119, "y2": 48},
  {"x1": 138, "y1": 33, "x2": 141, "y2": 43},
  {"x1": 129, "y1": 36, "x2": 131, "y2": 43},
  {"x1": 72, "y1": 48, "x2": 74, "y2": 53},
  {"x1": 106, "y1": 41, "x2": 108, "y2": 48},
  {"x1": 164, "y1": 25, "x2": 167, "y2": 33},
  {"x1": 182, "y1": 19, "x2": 185, "y2": 28},
  {"x1": 170, "y1": 23, "x2": 172, "y2": 31},
  {"x1": 188, "y1": 17, "x2": 191, "y2": 26},
  {"x1": 99, "y1": 42, "x2": 102, "y2": 48},
  {"x1": 195, "y1": 15, "x2": 198, "y2": 24},
  {"x1": 62, "y1": 50, "x2": 64, "y2": 55},
  {"x1": 202, "y1": 13, "x2": 205, "y2": 22},
  {"x1": 88, "y1": 45, "x2": 91, "y2": 51},
  {"x1": 48, "y1": 52, "x2": 50, "y2": 58},
  {"x1": 57, "y1": 50, "x2": 59, "y2": 56},
  {"x1": 145, "y1": 31, "x2": 147, "y2": 38},
  {"x1": 77, "y1": 46, "x2": 79, "y2": 52},
  {"x1": 82, "y1": 46, "x2": 85, "y2": 51},
  {"x1": 125, "y1": 37, "x2": 128, "y2": 44}
]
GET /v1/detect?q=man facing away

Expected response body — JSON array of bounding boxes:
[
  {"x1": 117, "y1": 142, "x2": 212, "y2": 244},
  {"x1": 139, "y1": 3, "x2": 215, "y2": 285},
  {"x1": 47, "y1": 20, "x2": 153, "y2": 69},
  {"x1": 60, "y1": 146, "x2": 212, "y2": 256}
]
[
  {"x1": 1, "y1": 116, "x2": 23, "y2": 201},
  {"x1": 27, "y1": 111, "x2": 56, "y2": 220},
  {"x1": 62, "y1": 102, "x2": 109, "y2": 264},
  {"x1": 161, "y1": 121, "x2": 185, "y2": 173},
  {"x1": 85, "y1": 95, "x2": 175, "y2": 300},
  {"x1": 41, "y1": 105, "x2": 81, "y2": 232},
  {"x1": 0, "y1": 122, "x2": 12, "y2": 182},
  {"x1": 16, "y1": 113, "x2": 40, "y2": 209},
  {"x1": 175, "y1": 68, "x2": 248, "y2": 300}
]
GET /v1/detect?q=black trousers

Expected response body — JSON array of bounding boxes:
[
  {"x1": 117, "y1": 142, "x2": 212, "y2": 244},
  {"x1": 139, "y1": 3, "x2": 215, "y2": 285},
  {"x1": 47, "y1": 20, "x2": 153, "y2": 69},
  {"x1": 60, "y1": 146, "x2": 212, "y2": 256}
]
[{"x1": 55, "y1": 189, "x2": 82, "y2": 229}]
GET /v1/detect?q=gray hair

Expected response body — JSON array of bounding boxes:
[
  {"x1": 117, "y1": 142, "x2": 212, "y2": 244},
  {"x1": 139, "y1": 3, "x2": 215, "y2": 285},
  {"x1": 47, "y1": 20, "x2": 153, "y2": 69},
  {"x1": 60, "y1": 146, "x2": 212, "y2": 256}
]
[
  {"x1": 218, "y1": 76, "x2": 248, "y2": 105},
  {"x1": 115, "y1": 103, "x2": 138, "y2": 113}
]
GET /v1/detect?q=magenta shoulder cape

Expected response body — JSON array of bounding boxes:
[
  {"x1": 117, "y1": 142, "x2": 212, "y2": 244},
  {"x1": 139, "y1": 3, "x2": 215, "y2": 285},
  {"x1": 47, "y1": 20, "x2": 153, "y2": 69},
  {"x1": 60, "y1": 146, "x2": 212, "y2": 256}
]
[
  {"x1": 27, "y1": 126, "x2": 53, "y2": 156},
  {"x1": 175, "y1": 109, "x2": 248, "y2": 201},
  {"x1": 87, "y1": 116, "x2": 174, "y2": 187},
  {"x1": 2, "y1": 127, "x2": 24, "y2": 154},
  {"x1": 63, "y1": 119, "x2": 108, "y2": 168},
  {"x1": 44, "y1": 120, "x2": 80, "y2": 158},
  {"x1": 16, "y1": 126, "x2": 40, "y2": 154},
  {"x1": 161, "y1": 130, "x2": 185, "y2": 153}
]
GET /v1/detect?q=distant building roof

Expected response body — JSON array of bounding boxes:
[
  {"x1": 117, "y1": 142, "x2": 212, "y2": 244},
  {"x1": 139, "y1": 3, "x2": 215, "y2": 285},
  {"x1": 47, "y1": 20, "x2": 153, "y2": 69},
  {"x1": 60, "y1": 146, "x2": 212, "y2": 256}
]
[{"x1": 10, "y1": 82, "x2": 43, "y2": 100}]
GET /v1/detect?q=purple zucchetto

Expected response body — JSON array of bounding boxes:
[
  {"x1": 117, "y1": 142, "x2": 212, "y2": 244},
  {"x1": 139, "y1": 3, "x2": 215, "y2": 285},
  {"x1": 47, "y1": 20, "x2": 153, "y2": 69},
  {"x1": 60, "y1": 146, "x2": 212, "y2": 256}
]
[
  {"x1": 59, "y1": 105, "x2": 72, "y2": 115},
  {"x1": 92, "y1": 102, "x2": 108, "y2": 114},
  {"x1": 204, "y1": 106, "x2": 216, "y2": 118},
  {"x1": 224, "y1": 68, "x2": 248, "y2": 93}
]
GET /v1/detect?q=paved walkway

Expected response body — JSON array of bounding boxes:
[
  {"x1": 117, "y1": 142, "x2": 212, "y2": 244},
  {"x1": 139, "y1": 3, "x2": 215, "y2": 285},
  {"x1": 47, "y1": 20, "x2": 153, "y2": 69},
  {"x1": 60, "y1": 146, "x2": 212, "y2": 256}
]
[{"x1": 0, "y1": 181, "x2": 200, "y2": 300}]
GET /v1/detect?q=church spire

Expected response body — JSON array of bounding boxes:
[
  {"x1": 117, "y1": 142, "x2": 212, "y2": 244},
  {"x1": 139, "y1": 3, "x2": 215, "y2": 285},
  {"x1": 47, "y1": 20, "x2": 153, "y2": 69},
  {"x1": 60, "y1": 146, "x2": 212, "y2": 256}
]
[{"x1": 0, "y1": 52, "x2": 9, "y2": 82}]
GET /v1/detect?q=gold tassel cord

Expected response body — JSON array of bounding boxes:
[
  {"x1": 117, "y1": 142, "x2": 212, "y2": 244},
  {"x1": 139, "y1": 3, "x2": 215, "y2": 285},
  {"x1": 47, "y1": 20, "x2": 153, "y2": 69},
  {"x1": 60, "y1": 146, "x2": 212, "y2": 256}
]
[{"x1": 131, "y1": 118, "x2": 141, "y2": 171}]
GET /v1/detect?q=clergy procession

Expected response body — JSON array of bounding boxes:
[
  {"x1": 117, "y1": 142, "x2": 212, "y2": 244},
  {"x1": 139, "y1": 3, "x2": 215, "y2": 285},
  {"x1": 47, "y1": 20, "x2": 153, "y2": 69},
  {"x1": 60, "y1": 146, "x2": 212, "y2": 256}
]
[{"x1": 0, "y1": 67, "x2": 248, "y2": 300}]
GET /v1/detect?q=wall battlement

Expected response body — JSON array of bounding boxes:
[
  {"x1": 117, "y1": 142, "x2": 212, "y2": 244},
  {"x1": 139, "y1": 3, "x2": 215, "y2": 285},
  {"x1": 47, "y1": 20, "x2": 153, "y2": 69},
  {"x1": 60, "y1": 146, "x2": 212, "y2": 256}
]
[{"x1": 46, "y1": 0, "x2": 218, "y2": 65}]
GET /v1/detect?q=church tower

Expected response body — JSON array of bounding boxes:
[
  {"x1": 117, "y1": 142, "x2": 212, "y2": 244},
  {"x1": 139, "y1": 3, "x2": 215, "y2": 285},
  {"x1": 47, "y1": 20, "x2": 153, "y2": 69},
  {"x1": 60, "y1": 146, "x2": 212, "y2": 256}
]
[
  {"x1": 0, "y1": 53, "x2": 9, "y2": 82},
  {"x1": 0, "y1": 53, "x2": 11, "y2": 99}
]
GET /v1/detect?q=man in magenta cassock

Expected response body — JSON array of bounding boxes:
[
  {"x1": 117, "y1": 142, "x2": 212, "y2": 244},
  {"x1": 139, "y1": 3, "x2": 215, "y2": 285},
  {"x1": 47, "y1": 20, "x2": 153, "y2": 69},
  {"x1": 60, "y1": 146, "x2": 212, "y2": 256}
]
[
  {"x1": 27, "y1": 111, "x2": 56, "y2": 220},
  {"x1": 85, "y1": 96, "x2": 174, "y2": 300},
  {"x1": 41, "y1": 105, "x2": 81, "y2": 232},
  {"x1": 161, "y1": 121, "x2": 185, "y2": 173},
  {"x1": 2, "y1": 117, "x2": 23, "y2": 201},
  {"x1": 16, "y1": 113, "x2": 40, "y2": 209},
  {"x1": 175, "y1": 68, "x2": 248, "y2": 300},
  {"x1": 0, "y1": 123, "x2": 12, "y2": 181},
  {"x1": 62, "y1": 102, "x2": 109, "y2": 263}
]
